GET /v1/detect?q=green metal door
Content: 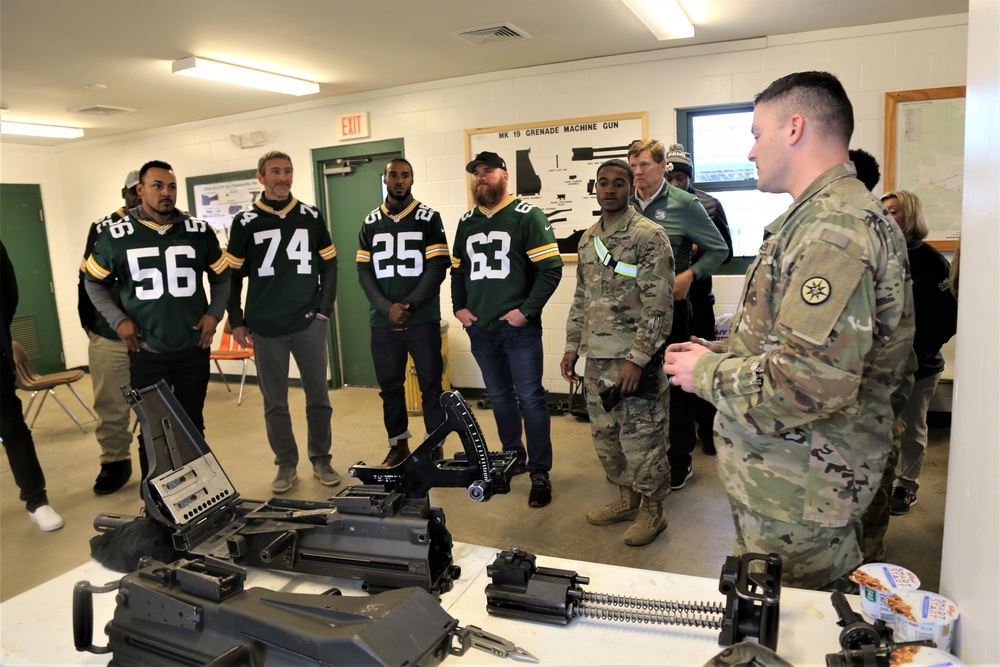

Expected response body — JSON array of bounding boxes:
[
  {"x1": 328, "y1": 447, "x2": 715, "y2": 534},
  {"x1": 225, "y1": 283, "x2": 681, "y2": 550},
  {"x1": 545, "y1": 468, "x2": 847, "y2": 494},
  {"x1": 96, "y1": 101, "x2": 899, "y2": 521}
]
[
  {"x1": 0, "y1": 184, "x2": 66, "y2": 373},
  {"x1": 312, "y1": 140, "x2": 403, "y2": 387}
]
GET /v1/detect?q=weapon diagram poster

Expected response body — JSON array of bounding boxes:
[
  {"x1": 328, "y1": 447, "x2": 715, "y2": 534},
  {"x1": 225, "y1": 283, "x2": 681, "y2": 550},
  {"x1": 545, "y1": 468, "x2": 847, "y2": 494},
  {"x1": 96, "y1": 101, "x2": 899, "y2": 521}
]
[
  {"x1": 186, "y1": 169, "x2": 260, "y2": 237},
  {"x1": 466, "y1": 112, "x2": 647, "y2": 257}
]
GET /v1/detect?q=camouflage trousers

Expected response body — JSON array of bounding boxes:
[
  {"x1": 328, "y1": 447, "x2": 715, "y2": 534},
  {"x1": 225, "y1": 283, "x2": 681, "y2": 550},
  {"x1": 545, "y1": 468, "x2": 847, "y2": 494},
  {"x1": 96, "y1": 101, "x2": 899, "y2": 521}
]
[
  {"x1": 730, "y1": 500, "x2": 863, "y2": 591},
  {"x1": 860, "y1": 418, "x2": 903, "y2": 563},
  {"x1": 584, "y1": 358, "x2": 670, "y2": 501}
]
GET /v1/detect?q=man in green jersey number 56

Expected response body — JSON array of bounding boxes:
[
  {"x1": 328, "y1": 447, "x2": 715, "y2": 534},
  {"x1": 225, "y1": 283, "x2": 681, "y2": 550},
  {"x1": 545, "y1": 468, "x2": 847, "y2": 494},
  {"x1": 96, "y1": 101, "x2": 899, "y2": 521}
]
[
  {"x1": 226, "y1": 151, "x2": 339, "y2": 494},
  {"x1": 451, "y1": 151, "x2": 563, "y2": 508},
  {"x1": 85, "y1": 160, "x2": 230, "y2": 482}
]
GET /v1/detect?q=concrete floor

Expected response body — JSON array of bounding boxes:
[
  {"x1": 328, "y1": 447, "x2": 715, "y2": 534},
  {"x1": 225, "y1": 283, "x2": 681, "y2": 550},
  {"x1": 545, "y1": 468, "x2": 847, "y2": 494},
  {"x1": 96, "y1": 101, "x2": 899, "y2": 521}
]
[{"x1": 1, "y1": 377, "x2": 950, "y2": 602}]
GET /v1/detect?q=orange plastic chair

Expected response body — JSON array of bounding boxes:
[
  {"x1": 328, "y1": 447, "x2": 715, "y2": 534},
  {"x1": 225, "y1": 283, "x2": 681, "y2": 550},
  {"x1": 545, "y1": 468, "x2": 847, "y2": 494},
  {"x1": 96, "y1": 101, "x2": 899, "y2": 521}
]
[
  {"x1": 12, "y1": 341, "x2": 97, "y2": 432},
  {"x1": 210, "y1": 318, "x2": 255, "y2": 405}
]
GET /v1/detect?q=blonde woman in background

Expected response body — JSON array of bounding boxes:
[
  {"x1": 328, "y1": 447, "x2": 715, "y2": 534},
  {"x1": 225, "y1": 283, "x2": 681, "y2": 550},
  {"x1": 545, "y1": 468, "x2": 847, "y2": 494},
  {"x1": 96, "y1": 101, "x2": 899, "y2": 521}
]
[{"x1": 880, "y1": 190, "x2": 958, "y2": 515}]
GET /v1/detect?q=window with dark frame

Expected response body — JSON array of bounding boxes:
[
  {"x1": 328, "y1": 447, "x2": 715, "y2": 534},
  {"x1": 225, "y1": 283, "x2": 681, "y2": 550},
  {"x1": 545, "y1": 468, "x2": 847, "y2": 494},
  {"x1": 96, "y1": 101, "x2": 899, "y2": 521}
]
[{"x1": 676, "y1": 103, "x2": 792, "y2": 265}]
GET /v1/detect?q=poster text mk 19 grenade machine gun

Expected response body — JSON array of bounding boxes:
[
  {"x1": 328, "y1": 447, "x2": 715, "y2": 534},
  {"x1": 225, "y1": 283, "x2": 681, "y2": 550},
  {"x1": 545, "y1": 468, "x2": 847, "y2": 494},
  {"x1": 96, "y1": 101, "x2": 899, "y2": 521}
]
[{"x1": 94, "y1": 381, "x2": 521, "y2": 597}]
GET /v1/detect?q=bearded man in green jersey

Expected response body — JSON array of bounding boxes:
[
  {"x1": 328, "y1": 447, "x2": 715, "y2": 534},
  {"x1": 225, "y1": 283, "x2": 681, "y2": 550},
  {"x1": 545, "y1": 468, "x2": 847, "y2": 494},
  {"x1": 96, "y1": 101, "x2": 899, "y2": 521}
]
[{"x1": 451, "y1": 152, "x2": 562, "y2": 508}]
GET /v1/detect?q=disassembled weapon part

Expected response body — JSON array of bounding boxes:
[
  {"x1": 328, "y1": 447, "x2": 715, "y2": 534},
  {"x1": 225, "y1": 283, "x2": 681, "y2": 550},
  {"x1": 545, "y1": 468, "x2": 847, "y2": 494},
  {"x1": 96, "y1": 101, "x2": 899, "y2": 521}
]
[
  {"x1": 484, "y1": 545, "x2": 782, "y2": 650},
  {"x1": 94, "y1": 381, "x2": 519, "y2": 596},
  {"x1": 824, "y1": 591, "x2": 935, "y2": 667}
]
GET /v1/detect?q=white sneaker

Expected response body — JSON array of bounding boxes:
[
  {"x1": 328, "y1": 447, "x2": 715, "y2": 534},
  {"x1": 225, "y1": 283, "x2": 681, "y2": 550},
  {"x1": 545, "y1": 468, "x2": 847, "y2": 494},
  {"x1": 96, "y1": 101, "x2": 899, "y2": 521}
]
[{"x1": 29, "y1": 505, "x2": 64, "y2": 531}]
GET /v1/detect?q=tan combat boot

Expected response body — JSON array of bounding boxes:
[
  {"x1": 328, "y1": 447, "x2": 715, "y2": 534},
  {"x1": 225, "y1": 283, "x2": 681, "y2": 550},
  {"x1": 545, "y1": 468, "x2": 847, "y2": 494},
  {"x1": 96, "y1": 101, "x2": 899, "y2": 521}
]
[
  {"x1": 623, "y1": 496, "x2": 667, "y2": 546},
  {"x1": 586, "y1": 486, "x2": 641, "y2": 525}
]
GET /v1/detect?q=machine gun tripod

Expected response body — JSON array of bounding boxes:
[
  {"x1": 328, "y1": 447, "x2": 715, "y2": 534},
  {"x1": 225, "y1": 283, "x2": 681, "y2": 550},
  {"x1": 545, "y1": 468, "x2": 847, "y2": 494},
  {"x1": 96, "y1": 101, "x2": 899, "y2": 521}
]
[
  {"x1": 94, "y1": 381, "x2": 520, "y2": 596},
  {"x1": 484, "y1": 545, "x2": 782, "y2": 650}
]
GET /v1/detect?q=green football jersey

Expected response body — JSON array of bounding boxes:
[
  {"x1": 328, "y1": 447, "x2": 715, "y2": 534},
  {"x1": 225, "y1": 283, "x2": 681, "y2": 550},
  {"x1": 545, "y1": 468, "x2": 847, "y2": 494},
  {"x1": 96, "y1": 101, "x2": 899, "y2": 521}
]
[
  {"x1": 226, "y1": 198, "x2": 337, "y2": 337},
  {"x1": 78, "y1": 207, "x2": 128, "y2": 340},
  {"x1": 85, "y1": 214, "x2": 228, "y2": 353},
  {"x1": 356, "y1": 199, "x2": 450, "y2": 328},
  {"x1": 451, "y1": 195, "x2": 562, "y2": 332}
]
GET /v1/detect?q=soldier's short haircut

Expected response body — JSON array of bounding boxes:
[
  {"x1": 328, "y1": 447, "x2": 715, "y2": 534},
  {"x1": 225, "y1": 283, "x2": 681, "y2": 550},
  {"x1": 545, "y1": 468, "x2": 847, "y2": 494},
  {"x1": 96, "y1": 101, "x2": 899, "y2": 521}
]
[
  {"x1": 597, "y1": 159, "x2": 634, "y2": 186},
  {"x1": 881, "y1": 190, "x2": 929, "y2": 240},
  {"x1": 138, "y1": 160, "x2": 173, "y2": 184},
  {"x1": 849, "y1": 148, "x2": 881, "y2": 192},
  {"x1": 754, "y1": 71, "x2": 854, "y2": 147},
  {"x1": 628, "y1": 139, "x2": 666, "y2": 163},
  {"x1": 257, "y1": 150, "x2": 292, "y2": 175},
  {"x1": 385, "y1": 157, "x2": 414, "y2": 177}
]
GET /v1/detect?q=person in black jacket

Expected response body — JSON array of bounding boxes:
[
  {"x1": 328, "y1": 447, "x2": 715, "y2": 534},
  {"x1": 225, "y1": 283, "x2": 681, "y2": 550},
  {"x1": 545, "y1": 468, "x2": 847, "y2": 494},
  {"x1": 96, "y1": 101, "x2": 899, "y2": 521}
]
[
  {"x1": 664, "y1": 143, "x2": 734, "y2": 456},
  {"x1": 0, "y1": 241, "x2": 64, "y2": 531},
  {"x1": 880, "y1": 190, "x2": 957, "y2": 515}
]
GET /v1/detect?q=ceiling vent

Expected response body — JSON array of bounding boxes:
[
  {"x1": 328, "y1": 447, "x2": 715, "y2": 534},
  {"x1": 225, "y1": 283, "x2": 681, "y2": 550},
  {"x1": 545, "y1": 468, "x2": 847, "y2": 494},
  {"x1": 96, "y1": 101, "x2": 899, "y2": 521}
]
[
  {"x1": 454, "y1": 23, "x2": 531, "y2": 46},
  {"x1": 71, "y1": 105, "x2": 136, "y2": 117}
]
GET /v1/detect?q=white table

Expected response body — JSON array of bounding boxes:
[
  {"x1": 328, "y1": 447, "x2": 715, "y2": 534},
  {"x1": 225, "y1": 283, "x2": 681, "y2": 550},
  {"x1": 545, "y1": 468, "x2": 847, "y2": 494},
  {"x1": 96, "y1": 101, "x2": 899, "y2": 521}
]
[{"x1": 1, "y1": 543, "x2": 850, "y2": 666}]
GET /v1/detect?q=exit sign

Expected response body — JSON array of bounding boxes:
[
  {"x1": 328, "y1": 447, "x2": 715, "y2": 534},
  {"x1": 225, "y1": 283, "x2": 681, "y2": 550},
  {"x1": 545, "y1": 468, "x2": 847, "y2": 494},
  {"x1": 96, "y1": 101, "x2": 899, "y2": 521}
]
[{"x1": 337, "y1": 112, "x2": 370, "y2": 141}]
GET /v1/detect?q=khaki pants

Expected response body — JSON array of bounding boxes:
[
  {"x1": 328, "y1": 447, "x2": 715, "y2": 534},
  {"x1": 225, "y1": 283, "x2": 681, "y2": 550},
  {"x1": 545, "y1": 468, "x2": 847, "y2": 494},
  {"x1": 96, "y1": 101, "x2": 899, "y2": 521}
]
[{"x1": 88, "y1": 331, "x2": 132, "y2": 464}]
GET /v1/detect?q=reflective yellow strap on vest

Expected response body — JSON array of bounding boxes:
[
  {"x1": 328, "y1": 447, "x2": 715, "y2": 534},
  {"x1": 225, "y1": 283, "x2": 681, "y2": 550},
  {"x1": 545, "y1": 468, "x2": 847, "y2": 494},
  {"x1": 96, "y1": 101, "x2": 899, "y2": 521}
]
[{"x1": 594, "y1": 236, "x2": 637, "y2": 277}]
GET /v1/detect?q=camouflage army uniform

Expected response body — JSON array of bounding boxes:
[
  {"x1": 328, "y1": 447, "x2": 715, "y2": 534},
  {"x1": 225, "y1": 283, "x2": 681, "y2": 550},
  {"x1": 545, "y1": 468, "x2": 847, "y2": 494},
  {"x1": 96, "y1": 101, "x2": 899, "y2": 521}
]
[
  {"x1": 566, "y1": 207, "x2": 675, "y2": 500},
  {"x1": 690, "y1": 163, "x2": 915, "y2": 589}
]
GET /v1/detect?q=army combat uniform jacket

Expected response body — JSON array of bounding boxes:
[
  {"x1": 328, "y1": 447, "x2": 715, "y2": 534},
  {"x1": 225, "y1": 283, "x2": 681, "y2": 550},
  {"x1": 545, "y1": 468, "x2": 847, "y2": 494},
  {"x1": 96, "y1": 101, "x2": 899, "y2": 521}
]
[
  {"x1": 692, "y1": 163, "x2": 915, "y2": 528},
  {"x1": 566, "y1": 207, "x2": 675, "y2": 365}
]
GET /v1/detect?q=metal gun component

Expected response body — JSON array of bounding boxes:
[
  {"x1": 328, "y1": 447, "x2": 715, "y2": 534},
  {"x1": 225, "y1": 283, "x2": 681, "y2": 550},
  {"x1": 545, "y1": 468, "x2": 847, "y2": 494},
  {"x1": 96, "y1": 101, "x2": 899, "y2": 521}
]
[
  {"x1": 824, "y1": 591, "x2": 936, "y2": 667},
  {"x1": 485, "y1": 546, "x2": 782, "y2": 650},
  {"x1": 95, "y1": 381, "x2": 519, "y2": 597},
  {"x1": 73, "y1": 556, "x2": 469, "y2": 667},
  {"x1": 349, "y1": 389, "x2": 519, "y2": 502},
  {"x1": 462, "y1": 624, "x2": 539, "y2": 663}
]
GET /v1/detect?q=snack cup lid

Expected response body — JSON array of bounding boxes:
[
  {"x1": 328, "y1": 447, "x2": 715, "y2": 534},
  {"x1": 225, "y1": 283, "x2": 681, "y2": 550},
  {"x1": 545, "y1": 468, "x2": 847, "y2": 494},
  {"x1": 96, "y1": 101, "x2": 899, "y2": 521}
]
[
  {"x1": 889, "y1": 644, "x2": 966, "y2": 666},
  {"x1": 895, "y1": 590, "x2": 961, "y2": 624}
]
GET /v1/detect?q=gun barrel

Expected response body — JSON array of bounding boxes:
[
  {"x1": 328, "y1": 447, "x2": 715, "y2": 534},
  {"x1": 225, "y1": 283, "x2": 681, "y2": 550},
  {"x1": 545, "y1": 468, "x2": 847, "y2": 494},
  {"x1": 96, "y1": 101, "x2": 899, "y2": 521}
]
[{"x1": 94, "y1": 512, "x2": 140, "y2": 532}]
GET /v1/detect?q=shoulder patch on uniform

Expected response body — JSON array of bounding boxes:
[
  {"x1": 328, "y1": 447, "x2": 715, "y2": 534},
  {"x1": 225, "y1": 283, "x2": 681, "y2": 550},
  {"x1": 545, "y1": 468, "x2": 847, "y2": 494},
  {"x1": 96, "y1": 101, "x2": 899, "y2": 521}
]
[{"x1": 800, "y1": 277, "x2": 831, "y2": 305}]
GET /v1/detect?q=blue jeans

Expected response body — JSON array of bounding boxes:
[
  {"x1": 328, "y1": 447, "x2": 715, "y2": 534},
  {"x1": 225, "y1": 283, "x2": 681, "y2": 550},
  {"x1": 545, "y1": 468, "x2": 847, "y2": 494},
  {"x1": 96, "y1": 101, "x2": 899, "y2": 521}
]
[
  {"x1": 253, "y1": 318, "x2": 332, "y2": 467},
  {"x1": 467, "y1": 323, "x2": 552, "y2": 476},
  {"x1": 371, "y1": 321, "x2": 445, "y2": 443}
]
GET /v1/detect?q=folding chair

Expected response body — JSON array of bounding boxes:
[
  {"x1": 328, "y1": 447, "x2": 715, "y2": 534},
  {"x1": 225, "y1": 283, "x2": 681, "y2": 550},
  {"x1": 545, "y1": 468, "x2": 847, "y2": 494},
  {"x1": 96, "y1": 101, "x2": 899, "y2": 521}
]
[
  {"x1": 12, "y1": 341, "x2": 97, "y2": 432},
  {"x1": 210, "y1": 319, "x2": 256, "y2": 405}
]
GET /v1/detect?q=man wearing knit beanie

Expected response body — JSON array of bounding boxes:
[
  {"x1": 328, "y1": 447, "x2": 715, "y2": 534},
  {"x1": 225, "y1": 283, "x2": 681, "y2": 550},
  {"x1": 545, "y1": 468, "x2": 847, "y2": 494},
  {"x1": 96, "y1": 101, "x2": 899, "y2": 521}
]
[{"x1": 664, "y1": 144, "x2": 734, "y2": 457}]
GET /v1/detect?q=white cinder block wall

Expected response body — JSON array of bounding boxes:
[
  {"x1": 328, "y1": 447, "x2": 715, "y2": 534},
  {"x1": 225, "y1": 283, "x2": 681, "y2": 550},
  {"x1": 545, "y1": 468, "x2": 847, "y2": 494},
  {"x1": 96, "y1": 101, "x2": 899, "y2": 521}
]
[{"x1": 0, "y1": 14, "x2": 968, "y2": 391}]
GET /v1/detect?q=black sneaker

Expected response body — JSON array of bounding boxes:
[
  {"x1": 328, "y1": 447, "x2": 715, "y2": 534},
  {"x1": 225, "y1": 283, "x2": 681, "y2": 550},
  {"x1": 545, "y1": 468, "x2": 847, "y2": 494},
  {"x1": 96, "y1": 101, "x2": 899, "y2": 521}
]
[
  {"x1": 529, "y1": 475, "x2": 552, "y2": 508},
  {"x1": 94, "y1": 460, "x2": 132, "y2": 495},
  {"x1": 670, "y1": 465, "x2": 693, "y2": 491},
  {"x1": 889, "y1": 486, "x2": 917, "y2": 515}
]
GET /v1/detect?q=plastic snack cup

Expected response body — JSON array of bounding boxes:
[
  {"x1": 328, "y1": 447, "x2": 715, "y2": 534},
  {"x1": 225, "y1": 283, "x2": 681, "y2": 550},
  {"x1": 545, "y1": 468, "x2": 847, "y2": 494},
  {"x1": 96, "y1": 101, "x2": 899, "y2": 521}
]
[
  {"x1": 889, "y1": 644, "x2": 966, "y2": 666},
  {"x1": 849, "y1": 563, "x2": 921, "y2": 622},
  {"x1": 890, "y1": 590, "x2": 960, "y2": 654}
]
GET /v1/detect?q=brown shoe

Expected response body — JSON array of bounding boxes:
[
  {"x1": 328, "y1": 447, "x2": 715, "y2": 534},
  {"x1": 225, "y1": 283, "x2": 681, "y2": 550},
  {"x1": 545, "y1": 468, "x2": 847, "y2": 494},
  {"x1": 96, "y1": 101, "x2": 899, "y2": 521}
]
[
  {"x1": 623, "y1": 496, "x2": 667, "y2": 546},
  {"x1": 586, "y1": 486, "x2": 640, "y2": 525},
  {"x1": 382, "y1": 440, "x2": 410, "y2": 467}
]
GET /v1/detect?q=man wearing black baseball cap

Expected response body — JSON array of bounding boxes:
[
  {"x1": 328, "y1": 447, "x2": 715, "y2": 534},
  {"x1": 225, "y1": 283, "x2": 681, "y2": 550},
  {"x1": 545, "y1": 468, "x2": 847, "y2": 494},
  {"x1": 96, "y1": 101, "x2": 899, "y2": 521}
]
[
  {"x1": 465, "y1": 151, "x2": 507, "y2": 173},
  {"x1": 452, "y1": 151, "x2": 562, "y2": 508}
]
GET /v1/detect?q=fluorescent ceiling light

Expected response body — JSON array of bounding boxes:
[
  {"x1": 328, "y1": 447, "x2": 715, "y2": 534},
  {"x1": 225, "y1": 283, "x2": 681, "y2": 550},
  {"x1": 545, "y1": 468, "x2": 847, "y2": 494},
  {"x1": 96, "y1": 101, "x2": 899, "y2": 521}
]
[
  {"x1": 1, "y1": 120, "x2": 84, "y2": 139},
  {"x1": 622, "y1": 0, "x2": 695, "y2": 40},
  {"x1": 172, "y1": 56, "x2": 320, "y2": 96}
]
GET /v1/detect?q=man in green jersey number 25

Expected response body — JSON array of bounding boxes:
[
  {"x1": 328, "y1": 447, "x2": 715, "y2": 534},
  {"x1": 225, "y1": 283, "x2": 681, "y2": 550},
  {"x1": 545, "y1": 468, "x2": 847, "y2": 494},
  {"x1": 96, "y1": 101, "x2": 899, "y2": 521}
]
[{"x1": 357, "y1": 158, "x2": 449, "y2": 467}]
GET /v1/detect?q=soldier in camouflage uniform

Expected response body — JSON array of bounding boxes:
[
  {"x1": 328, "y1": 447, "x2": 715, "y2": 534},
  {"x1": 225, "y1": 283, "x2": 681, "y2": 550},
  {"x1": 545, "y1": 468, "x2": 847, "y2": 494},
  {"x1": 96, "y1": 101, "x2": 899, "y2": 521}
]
[
  {"x1": 562, "y1": 159, "x2": 675, "y2": 546},
  {"x1": 663, "y1": 71, "x2": 915, "y2": 590}
]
